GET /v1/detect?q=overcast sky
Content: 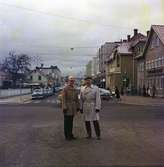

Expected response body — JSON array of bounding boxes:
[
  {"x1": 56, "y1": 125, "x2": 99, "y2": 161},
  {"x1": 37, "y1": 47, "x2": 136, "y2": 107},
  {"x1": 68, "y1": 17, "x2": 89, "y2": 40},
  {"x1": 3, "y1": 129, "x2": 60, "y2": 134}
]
[{"x1": 0, "y1": 0, "x2": 164, "y2": 76}]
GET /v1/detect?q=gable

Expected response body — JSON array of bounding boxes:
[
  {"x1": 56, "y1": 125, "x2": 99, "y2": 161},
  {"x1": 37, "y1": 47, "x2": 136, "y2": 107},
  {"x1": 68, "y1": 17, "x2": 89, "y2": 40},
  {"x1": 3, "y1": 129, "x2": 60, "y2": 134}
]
[{"x1": 143, "y1": 26, "x2": 164, "y2": 58}]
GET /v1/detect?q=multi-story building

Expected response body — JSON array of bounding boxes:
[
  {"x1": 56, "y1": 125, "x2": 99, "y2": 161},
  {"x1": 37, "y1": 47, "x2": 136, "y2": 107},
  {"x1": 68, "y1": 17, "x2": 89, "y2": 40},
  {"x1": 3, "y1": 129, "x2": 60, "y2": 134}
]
[
  {"x1": 28, "y1": 65, "x2": 62, "y2": 87},
  {"x1": 106, "y1": 29, "x2": 146, "y2": 92},
  {"x1": 129, "y1": 29, "x2": 146, "y2": 91},
  {"x1": 107, "y1": 41, "x2": 133, "y2": 91},
  {"x1": 36, "y1": 65, "x2": 62, "y2": 86},
  {"x1": 133, "y1": 34, "x2": 148, "y2": 94},
  {"x1": 91, "y1": 56, "x2": 99, "y2": 77},
  {"x1": 143, "y1": 25, "x2": 164, "y2": 97},
  {"x1": 85, "y1": 60, "x2": 92, "y2": 77}
]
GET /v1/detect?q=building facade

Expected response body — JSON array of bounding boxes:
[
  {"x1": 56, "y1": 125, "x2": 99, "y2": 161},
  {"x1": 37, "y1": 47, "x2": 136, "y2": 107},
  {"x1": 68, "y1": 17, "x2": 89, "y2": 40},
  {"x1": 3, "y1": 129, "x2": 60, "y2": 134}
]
[
  {"x1": 133, "y1": 38, "x2": 147, "y2": 94},
  {"x1": 28, "y1": 65, "x2": 62, "y2": 87},
  {"x1": 85, "y1": 60, "x2": 92, "y2": 77},
  {"x1": 143, "y1": 25, "x2": 164, "y2": 97},
  {"x1": 35, "y1": 65, "x2": 62, "y2": 86}
]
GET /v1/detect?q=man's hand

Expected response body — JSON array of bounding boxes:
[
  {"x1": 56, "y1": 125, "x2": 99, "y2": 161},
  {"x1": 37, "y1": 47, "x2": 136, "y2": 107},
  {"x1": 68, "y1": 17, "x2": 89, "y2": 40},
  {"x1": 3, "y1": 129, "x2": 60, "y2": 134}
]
[
  {"x1": 80, "y1": 109, "x2": 83, "y2": 114},
  {"x1": 95, "y1": 109, "x2": 100, "y2": 113}
]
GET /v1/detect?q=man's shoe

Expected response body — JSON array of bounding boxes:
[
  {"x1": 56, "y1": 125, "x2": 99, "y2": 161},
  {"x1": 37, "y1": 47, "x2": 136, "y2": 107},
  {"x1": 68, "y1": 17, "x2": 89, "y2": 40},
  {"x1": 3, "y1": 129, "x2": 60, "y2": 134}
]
[
  {"x1": 71, "y1": 136, "x2": 77, "y2": 140},
  {"x1": 86, "y1": 136, "x2": 92, "y2": 139},
  {"x1": 65, "y1": 137, "x2": 72, "y2": 141}
]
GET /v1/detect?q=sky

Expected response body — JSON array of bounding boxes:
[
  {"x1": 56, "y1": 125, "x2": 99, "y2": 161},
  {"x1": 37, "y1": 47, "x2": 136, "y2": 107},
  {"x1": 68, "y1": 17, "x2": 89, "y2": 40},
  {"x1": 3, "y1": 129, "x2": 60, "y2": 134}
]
[{"x1": 0, "y1": 0, "x2": 164, "y2": 76}]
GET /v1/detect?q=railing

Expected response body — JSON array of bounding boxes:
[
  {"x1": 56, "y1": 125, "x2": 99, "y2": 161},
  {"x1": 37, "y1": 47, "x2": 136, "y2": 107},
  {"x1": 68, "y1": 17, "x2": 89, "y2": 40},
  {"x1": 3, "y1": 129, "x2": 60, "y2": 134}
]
[{"x1": 0, "y1": 89, "x2": 31, "y2": 98}]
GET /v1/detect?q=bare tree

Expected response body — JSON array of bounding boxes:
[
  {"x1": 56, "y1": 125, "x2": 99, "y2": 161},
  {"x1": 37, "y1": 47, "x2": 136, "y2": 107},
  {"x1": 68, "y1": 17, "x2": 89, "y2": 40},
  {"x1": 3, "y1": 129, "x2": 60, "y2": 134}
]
[{"x1": 1, "y1": 51, "x2": 32, "y2": 87}]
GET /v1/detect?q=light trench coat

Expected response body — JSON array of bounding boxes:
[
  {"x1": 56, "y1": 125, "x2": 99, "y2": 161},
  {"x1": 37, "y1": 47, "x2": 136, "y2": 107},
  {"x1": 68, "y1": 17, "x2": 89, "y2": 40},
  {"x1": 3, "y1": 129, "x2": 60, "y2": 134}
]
[{"x1": 80, "y1": 85, "x2": 101, "y2": 121}]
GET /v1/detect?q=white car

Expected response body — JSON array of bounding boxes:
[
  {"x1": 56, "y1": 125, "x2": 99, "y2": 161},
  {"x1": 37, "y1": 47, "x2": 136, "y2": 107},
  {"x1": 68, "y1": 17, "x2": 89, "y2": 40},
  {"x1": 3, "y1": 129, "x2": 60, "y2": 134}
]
[
  {"x1": 32, "y1": 88, "x2": 45, "y2": 99},
  {"x1": 99, "y1": 88, "x2": 113, "y2": 100}
]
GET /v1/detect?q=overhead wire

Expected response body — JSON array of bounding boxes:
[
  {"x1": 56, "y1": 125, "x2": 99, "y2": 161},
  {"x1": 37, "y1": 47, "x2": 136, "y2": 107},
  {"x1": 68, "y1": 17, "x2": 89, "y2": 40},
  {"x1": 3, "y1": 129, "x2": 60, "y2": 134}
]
[{"x1": 0, "y1": 1, "x2": 132, "y2": 30}]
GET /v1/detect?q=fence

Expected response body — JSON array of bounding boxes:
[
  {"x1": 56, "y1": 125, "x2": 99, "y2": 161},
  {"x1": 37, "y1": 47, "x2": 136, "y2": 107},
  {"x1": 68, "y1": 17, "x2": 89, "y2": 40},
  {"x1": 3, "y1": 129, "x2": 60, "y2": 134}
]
[{"x1": 0, "y1": 89, "x2": 31, "y2": 98}]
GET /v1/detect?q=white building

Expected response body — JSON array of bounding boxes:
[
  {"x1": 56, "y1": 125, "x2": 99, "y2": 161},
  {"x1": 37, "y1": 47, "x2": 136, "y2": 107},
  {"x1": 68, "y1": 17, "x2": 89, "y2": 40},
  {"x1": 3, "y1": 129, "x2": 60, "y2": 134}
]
[{"x1": 28, "y1": 65, "x2": 62, "y2": 87}]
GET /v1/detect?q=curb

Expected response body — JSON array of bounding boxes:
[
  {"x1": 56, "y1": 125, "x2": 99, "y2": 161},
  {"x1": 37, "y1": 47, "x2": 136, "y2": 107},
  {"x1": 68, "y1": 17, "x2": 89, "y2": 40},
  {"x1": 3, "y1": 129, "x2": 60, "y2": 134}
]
[{"x1": 119, "y1": 101, "x2": 164, "y2": 107}]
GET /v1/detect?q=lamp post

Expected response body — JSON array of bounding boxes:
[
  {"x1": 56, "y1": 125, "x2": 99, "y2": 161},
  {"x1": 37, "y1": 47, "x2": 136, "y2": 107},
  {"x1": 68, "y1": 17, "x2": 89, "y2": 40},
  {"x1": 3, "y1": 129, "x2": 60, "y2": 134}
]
[{"x1": 19, "y1": 78, "x2": 22, "y2": 103}]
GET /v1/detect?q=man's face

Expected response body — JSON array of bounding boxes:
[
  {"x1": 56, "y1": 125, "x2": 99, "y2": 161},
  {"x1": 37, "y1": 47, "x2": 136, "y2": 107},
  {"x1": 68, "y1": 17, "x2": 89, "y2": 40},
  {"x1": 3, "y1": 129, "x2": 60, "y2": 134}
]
[
  {"x1": 68, "y1": 79, "x2": 75, "y2": 86},
  {"x1": 85, "y1": 79, "x2": 92, "y2": 86}
]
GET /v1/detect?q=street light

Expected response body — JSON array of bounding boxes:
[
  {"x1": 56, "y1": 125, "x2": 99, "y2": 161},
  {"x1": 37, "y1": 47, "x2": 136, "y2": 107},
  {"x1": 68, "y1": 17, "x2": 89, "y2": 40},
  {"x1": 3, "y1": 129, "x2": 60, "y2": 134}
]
[{"x1": 19, "y1": 79, "x2": 22, "y2": 103}]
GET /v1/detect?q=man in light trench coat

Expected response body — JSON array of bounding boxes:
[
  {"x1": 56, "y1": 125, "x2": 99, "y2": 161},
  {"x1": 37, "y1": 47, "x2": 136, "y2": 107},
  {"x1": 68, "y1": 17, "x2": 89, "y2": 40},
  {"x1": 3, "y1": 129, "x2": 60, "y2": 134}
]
[
  {"x1": 80, "y1": 77, "x2": 101, "y2": 140},
  {"x1": 62, "y1": 76, "x2": 80, "y2": 140}
]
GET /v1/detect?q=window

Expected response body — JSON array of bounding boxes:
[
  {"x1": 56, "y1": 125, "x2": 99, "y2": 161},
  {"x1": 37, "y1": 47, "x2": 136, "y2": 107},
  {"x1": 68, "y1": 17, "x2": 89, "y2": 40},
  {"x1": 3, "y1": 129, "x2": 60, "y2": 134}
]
[
  {"x1": 38, "y1": 76, "x2": 42, "y2": 80},
  {"x1": 162, "y1": 57, "x2": 164, "y2": 66},
  {"x1": 152, "y1": 60, "x2": 155, "y2": 69},
  {"x1": 30, "y1": 76, "x2": 33, "y2": 80},
  {"x1": 155, "y1": 59, "x2": 157, "y2": 68},
  {"x1": 156, "y1": 37, "x2": 160, "y2": 47},
  {"x1": 116, "y1": 55, "x2": 120, "y2": 67},
  {"x1": 159, "y1": 58, "x2": 162, "y2": 67},
  {"x1": 151, "y1": 35, "x2": 160, "y2": 48},
  {"x1": 157, "y1": 58, "x2": 160, "y2": 68}
]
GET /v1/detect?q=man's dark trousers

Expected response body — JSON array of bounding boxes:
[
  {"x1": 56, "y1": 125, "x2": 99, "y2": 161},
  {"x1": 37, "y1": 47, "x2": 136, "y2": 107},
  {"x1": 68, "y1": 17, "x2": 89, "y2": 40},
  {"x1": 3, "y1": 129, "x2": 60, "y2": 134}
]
[{"x1": 64, "y1": 115, "x2": 74, "y2": 139}]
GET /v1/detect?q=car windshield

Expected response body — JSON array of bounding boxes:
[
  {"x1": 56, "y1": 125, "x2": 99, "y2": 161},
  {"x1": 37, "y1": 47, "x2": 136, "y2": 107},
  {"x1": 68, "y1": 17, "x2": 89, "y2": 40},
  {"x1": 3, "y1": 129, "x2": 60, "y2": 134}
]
[{"x1": 33, "y1": 89, "x2": 42, "y2": 92}]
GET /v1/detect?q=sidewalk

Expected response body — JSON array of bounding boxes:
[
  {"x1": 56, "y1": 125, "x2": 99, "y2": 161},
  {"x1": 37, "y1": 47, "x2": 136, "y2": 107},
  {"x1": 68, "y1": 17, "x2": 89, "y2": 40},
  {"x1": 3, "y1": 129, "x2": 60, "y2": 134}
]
[
  {"x1": 120, "y1": 95, "x2": 164, "y2": 106},
  {"x1": 0, "y1": 94, "x2": 32, "y2": 104}
]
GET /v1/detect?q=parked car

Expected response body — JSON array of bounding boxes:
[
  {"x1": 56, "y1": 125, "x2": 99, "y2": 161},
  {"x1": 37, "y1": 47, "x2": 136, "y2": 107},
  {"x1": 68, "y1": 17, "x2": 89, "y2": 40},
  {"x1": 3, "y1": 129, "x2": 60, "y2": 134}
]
[
  {"x1": 55, "y1": 86, "x2": 64, "y2": 93},
  {"x1": 44, "y1": 87, "x2": 54, "y2": 97},
  {"x1": 32, "y1": 88, "x2": 45, "y2": 99},
  {"x1": 99, "y1": 88, "x2": 113, "y2": 100}
]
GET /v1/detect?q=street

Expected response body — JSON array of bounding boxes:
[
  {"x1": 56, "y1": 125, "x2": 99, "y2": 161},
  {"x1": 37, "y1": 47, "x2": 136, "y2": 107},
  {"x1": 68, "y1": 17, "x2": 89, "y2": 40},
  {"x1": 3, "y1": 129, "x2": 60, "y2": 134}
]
[{"x1": 0, "y1": 98, "x2": 164, "y2": 167}]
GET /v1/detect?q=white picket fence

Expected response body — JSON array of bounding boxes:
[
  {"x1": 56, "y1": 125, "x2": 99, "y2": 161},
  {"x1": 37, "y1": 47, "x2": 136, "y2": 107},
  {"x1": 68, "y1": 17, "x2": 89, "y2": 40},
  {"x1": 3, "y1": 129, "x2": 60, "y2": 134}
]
[{"x1": 0, "y1": 89, "x2": 31, "y2": 98}]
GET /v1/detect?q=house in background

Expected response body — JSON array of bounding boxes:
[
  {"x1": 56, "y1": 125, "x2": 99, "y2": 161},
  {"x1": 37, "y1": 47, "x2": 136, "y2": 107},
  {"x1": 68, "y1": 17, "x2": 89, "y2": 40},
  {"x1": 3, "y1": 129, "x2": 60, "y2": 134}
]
[
  {"x1": 143, "y1": 25, "x2": 164, "y2": 97},
  {"x1": 107, "y1": 41, "x2": 133, "y2": 91},
  {"x1": 85, "y1": 60, "x2": 92, "y2": 77},
  {"x1": 106, "y1": 29, "x2": 146, "y2": 92},
  {"x1": 0, "y1": 71, "x2": 11, "y2": 88},
  {"x1": 132, "y1": 34, "x2": 148, "y2": 94},
  {"x1": 27, "y1": 65, "x2": 62, "y2": 87}
]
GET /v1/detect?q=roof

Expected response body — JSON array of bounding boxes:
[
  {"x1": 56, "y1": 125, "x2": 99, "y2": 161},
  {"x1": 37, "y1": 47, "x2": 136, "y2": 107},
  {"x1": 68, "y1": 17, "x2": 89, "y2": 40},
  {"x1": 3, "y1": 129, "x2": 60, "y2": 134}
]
[
  {"x1": 130, "y1": 33, "x2": 146, "y2": 41},
  {"x1": 152, "y1": 25, "x2": 164, "y2": 45},
  {"x1": 36, "y1": 65, "x2": 61, "y2": 71},
  {"x1": 118, "y1": 42, "x2": 132, "y2": 55},
  {"x1": 30, "y1": 70, "x2": 51, "y2": 79},
  {"x1": 131, "y1": 37, "x2": 147, "y2": 47},
  {"x1": 143, "y1": 25, "x2": 164, "y2": 57}
]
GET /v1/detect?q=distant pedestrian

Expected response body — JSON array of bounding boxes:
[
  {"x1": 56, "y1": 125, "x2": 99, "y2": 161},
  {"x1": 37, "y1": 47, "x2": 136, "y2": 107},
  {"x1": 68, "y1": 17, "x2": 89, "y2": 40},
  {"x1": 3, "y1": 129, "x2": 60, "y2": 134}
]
[
  {"x1": 115, "y1": 86, "x2": 121, "y2": 101},
  {"x1": 152, "y1": 85, "x2": 156, "y2": 98},
  {"x1": 80, "y1": 76, "x2": 101, "y2": 140},
  {"x1": 147, "y1": 86, "x2": 151, "y2": 97},
  {"x1": 143, "y1": 85, "x2": 146, "y2": 96},
  {"x1": 62, "y1": 76, "x2": 80, "y2": 141}
]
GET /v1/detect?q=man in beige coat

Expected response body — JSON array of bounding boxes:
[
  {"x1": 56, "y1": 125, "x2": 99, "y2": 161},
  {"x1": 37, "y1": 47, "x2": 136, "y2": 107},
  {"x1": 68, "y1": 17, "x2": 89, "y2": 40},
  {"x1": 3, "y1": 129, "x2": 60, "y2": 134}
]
[
  {"x1": 80, "y1": 77, "x2": 101, "y2": 140},
  {"x1": 62, "y1": 76, "x2": 80, "y2": 140}
]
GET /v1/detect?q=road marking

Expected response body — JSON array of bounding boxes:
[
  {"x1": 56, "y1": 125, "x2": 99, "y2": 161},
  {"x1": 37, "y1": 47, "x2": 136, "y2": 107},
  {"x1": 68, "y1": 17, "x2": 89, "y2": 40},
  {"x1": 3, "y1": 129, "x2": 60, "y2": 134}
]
[
  {"x1": 23, "y1": 100, "x2": 32, "y2": 104},
  {"x1": 51, "y1": 100, "x2": 56, "y2": 103},
  {"x1": 33, "y1": 100, "x2": 41, "y2": 103},
  {"x1": 47, "y1": 99, "x2": 51, "y2": 103}
]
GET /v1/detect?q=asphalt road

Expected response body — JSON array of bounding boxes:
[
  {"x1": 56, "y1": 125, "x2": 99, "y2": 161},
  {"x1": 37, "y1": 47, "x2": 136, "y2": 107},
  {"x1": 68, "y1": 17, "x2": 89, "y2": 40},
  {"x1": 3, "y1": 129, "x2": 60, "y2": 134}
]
[{"x1": 0, "y1": 99, "x2": 164, "y2": 167}]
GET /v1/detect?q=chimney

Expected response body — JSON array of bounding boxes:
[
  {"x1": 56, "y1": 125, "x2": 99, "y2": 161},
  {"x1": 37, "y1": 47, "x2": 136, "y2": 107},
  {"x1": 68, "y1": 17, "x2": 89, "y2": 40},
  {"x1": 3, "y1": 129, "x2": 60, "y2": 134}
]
[
  {"x1": 127, "y1": 35, "x2": 131, "y2": 42},
  {"x1": 147, "y1": 30, "x2": 150, "y2": 37},
  {"x1": 134, "y1": 29, "x2": 138, "y2": 36}
]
